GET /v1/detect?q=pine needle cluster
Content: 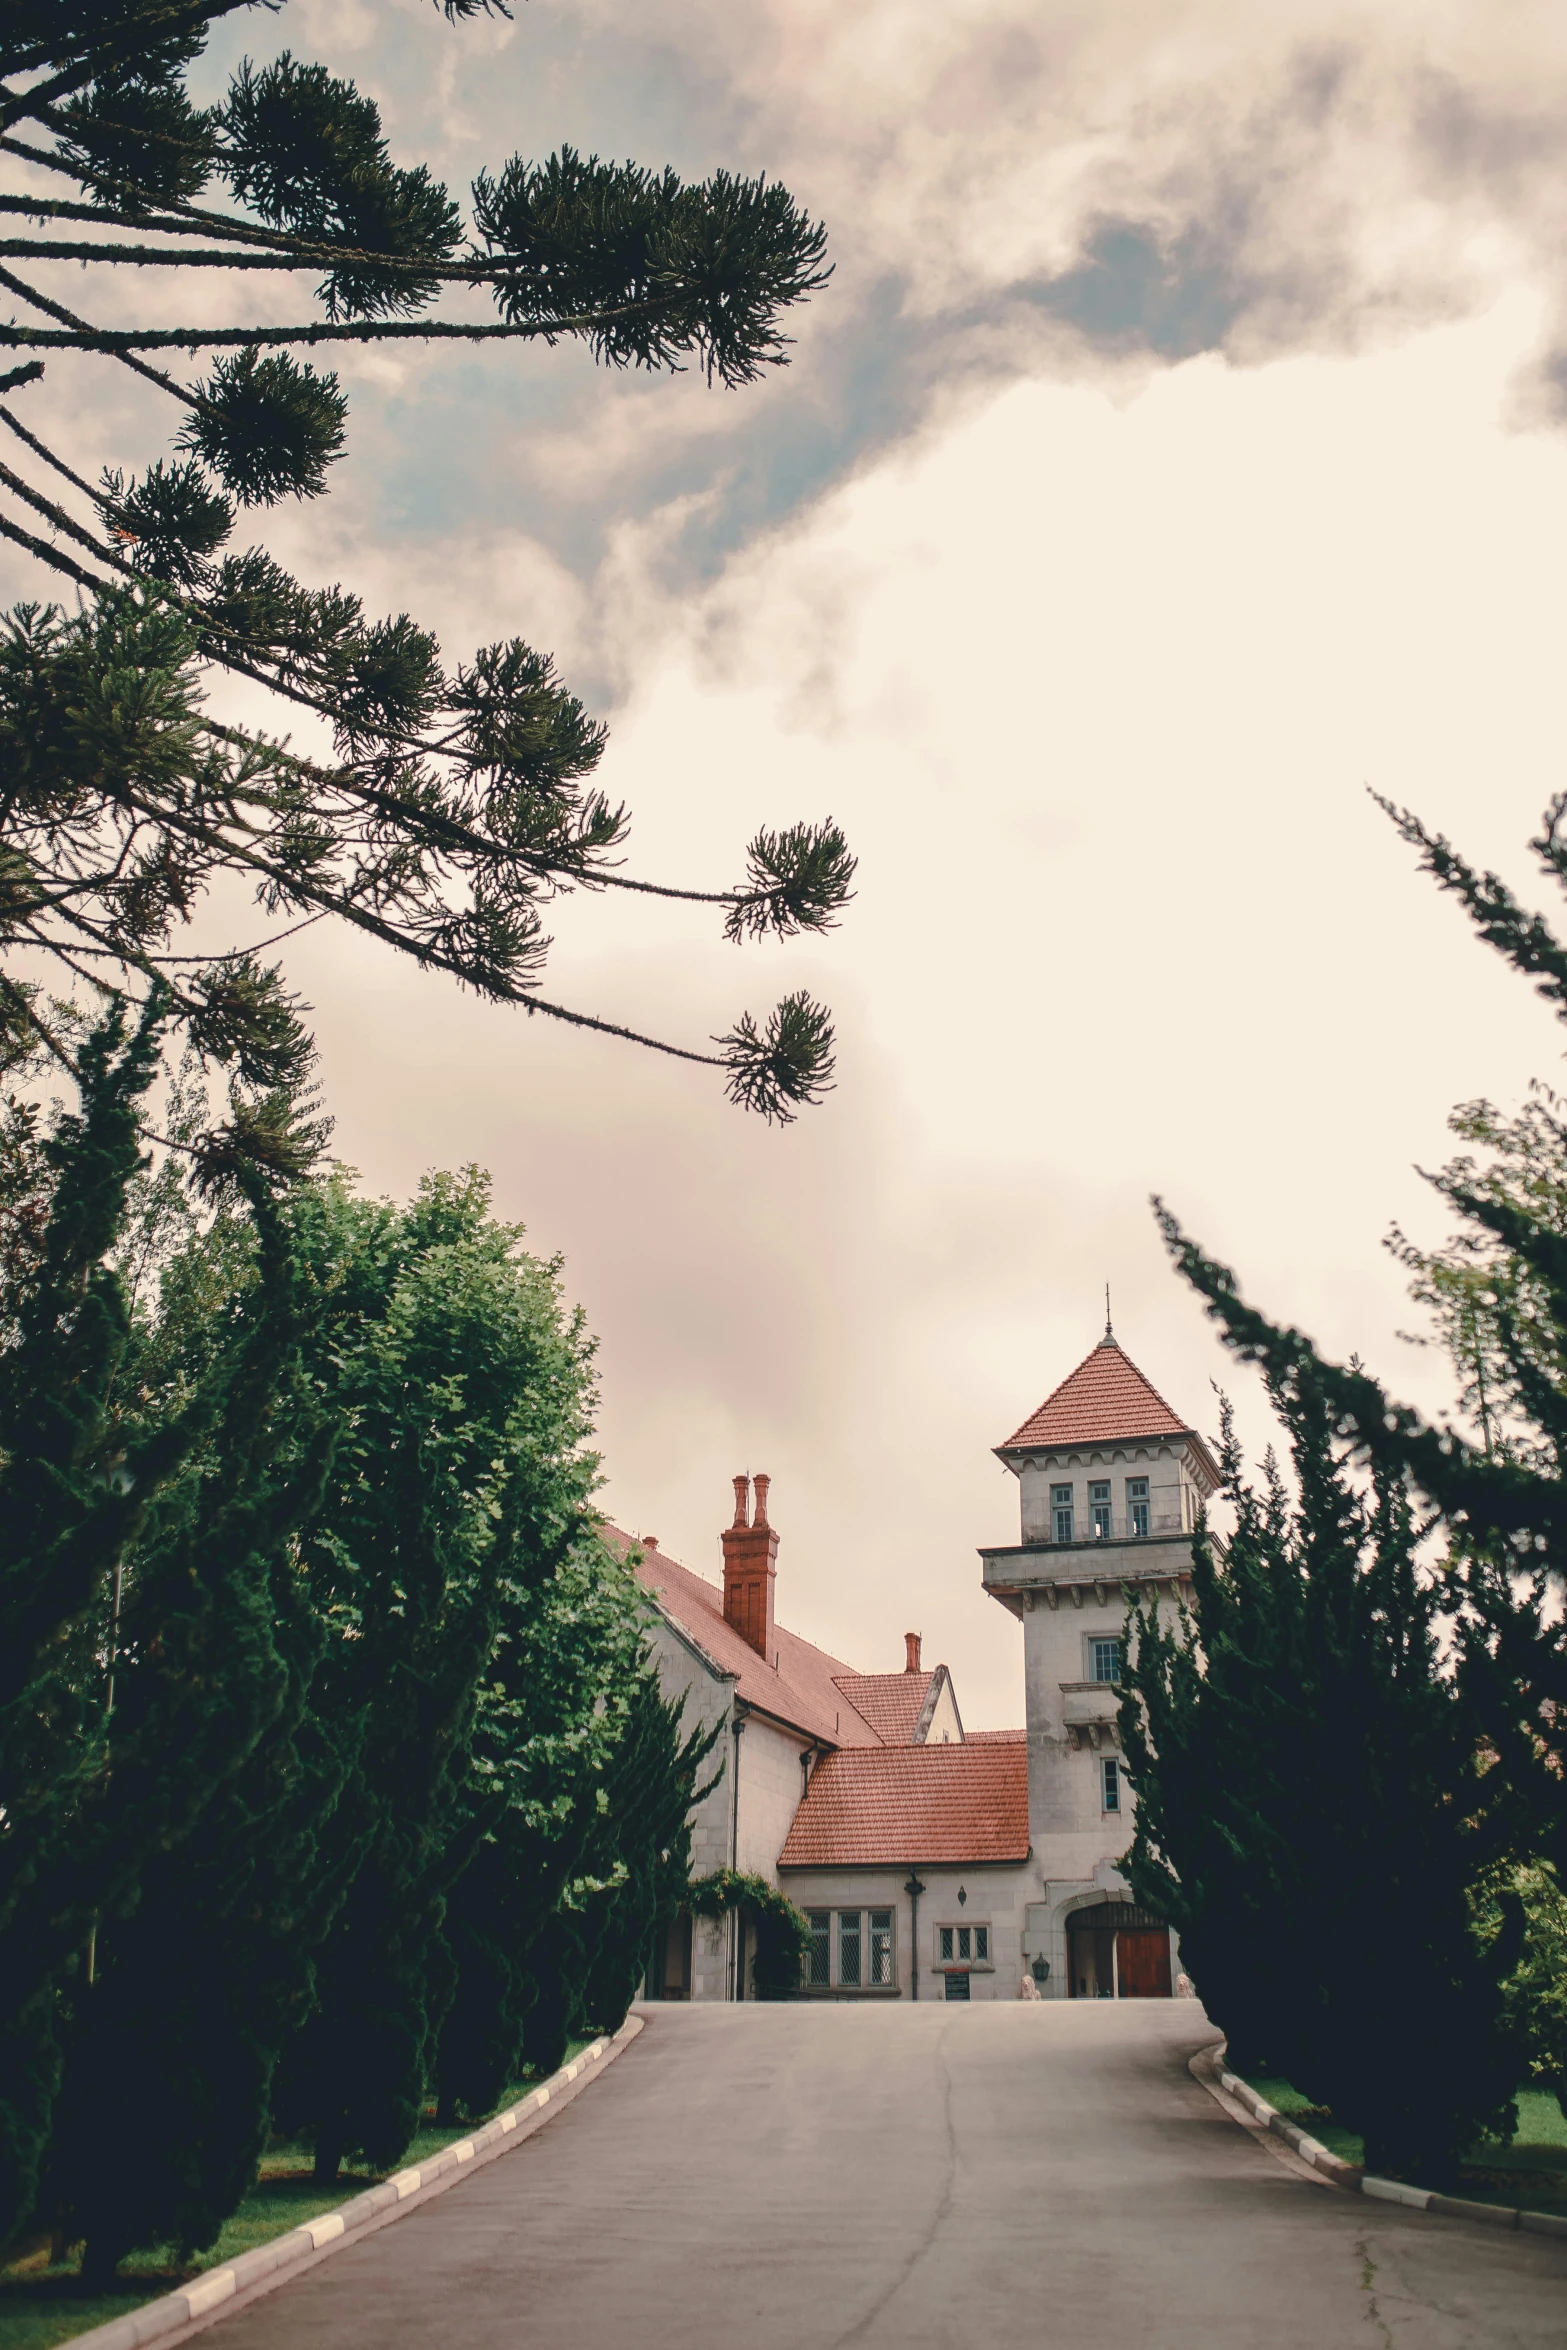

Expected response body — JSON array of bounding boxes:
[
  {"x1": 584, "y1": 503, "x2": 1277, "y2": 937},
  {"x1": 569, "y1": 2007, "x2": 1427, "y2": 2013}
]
[{"x1": 0, "y1": 0, "x2": 853, "y2": 1127}]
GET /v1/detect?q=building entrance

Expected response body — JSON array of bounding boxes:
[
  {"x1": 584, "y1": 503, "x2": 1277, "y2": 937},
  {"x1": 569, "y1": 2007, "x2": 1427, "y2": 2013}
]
[
  {"x1": 1066, "y1": 1902, "x2": 1172, "y2": 1999},
  {"x1": 648, "y1": 1911, "x2": 693, "y2": 1999}
]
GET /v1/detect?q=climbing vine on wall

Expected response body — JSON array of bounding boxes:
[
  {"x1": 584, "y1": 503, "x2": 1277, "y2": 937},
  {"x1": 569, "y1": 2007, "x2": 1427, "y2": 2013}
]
[{"x1": 686, "y1": 1870, "x2": 812, "y2": 2000}]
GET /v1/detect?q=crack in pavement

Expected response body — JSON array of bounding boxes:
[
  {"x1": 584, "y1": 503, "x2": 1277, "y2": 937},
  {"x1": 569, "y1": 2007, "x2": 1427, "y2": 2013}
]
[
  {"x1": 832, "y1": 2024, "x2": 958, "y2": 2349},
  {"x1": 1359, "y1": 2235, "x2": 1396, "y2": 2348}
]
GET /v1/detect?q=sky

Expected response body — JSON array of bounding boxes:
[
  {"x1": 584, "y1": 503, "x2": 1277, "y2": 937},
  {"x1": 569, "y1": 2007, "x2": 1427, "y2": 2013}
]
[{"x1": 11, "y1": 0, "x2": 1567, "y2": 1723}]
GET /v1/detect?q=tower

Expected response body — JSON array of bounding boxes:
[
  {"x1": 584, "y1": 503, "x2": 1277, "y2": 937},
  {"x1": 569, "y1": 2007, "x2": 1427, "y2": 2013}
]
[{"x1": 979, "y1": 1329, "x2": 1218, "y2": 1995}]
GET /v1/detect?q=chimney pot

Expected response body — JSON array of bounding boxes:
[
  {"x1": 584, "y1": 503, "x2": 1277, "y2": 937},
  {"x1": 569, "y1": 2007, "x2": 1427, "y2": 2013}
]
[
  {"x1": 752, "y1": 1472, "x2": 771, "y2": 1528},
  {"x1": 641, "y1": 1535, "x2": 658, "y2": 1551},
  {"x1": 731, "y1": 1474, "x2": 750, "y2": 1530},
  {"x1": 905, "y1": 1632, "x2": 922, "y2": 1674}
]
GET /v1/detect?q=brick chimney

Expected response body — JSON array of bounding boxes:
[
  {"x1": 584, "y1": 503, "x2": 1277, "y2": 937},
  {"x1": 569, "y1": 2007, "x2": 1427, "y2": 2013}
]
[
  {"x1": 905, "y1": 1632, "x2": 921, "y2": 1674},
  {"x1": 721, "y1": 1472, "x2": 779, "y2": 1661}
]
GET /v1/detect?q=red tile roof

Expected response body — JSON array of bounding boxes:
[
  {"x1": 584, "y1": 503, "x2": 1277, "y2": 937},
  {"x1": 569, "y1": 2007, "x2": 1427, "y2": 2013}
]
[
  {"x1": 1000, "y1": 1338, "x2": 1190, "y2": 1451},
  {"x1": 778, "y1": 1742, "x2": 1030, "y2": 1868},
  {"x1": 964, "y1": 1727, "x2": 1027, "y2": 1743},
  {"x1": 603, "y1": 1528, "x2": 882, "y2": 1750},
  {"x1": 831, "y1": 1670, "x2": 931, "y2": 1745}
]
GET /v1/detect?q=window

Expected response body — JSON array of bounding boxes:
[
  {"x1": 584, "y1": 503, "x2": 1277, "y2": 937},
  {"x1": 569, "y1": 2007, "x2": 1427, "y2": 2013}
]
[
  {"x1": 838, "y1": 1909, "x2": 862, "y2": 1986},
  {"x1": 808, "y1": 1910, "x2": 830, "y2": 1988},
  {"x1": 1089, "y1": 1479, "x2": 1111, "y2": 1539},
  {"x1": 1090, "y1": 1638, "x2": 1122, "y2": 1685},
  {"x1": 1051, "y1": 1482, "x2": 1074, "y2": 1543},
  {"x1": 975, "y1": 1926, "x2": 989, "y2": 1962},
  {"x1": 1128, "y1": 1476, "x2": 1149, "y2": 1538},
  {"x1": 1102, "y1": 1756, "x2": 1121, "y2": 1813},
  {"x1": 957, "y1": 1925, "x2": 971, "y2": 1960},
  {"x1": 939, "y1": 1925, "x2": 954, "y2": 1961},
  {"x1": 870, "y1": 1909, "x2": 894, "y2": 1987}
]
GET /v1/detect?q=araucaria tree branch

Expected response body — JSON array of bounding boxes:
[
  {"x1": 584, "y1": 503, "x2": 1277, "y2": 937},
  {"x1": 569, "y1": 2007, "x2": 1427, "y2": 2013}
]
[{"x1": 0, "y1": 1, "x2": 853, "y2": 1124}]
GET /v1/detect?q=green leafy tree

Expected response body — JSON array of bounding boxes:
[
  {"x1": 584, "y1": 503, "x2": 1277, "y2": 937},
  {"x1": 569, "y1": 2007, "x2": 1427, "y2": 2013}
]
[
  {"x1": 1474, "y1": 1864, "x2": 1567, "y2": 2114},
  {"x1": 435, "y1": 1529, "x2": 650, "y2": 2117},
  {"x1": 271, "y1": 1167, "x2": 608, "y2": 2181},
  {"x1": 1120, "y1": 1381, "x2": 1520, "y2": 2179},
  {"x1": 0, "y1": 0, "x2": 851, "y2": 1120}
]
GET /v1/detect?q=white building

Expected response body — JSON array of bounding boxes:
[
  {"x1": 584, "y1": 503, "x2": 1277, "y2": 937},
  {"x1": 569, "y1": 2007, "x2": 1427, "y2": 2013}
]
[
  {"x1": 979, "y1": 1323, "x2": 1216, "y2": 1997},
  {"x1": 630, "y1": 1327, "x2": 1210, "y2": 2002}
]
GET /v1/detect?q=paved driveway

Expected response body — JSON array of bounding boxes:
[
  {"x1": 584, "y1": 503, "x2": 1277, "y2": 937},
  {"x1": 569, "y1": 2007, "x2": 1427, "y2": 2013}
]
[{"x1": 211, "y1": 2003, "x2": 1567, "y2": 2350}]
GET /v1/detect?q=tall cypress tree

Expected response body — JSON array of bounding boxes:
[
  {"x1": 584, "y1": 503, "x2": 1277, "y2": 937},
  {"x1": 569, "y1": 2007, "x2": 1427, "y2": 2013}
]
[
  {"x1": 0, "y1": 999, "x2": 330, "y2": 2256},
  {"x1": 1153, "y1": 800, "x2": 1567, "y2": 1916},
  {"x1": 1121, "y1": 1376, "x2": 1520, "y2": 2179},
  {"x1": 47, "y1": 1176, "x2": 338, "y2": 2281},
  {"x1": 575, "y1": 1677, "x2": 721, "y2": 2043}
]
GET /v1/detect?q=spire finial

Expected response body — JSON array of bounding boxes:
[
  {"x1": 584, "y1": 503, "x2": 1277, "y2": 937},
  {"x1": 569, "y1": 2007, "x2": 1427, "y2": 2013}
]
[{"x1": 1104, "y1": 1283, "x2": 1114, "y2": 1343}]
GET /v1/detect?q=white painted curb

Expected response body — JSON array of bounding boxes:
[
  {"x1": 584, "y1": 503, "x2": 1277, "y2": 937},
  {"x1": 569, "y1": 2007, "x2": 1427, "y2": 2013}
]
[
  {"x1": 1190, "y1": 2040, "x2": 1567, "y2": 2243},
  {"x1": 62, "y1": 2016, "x2": 644, "y2": 2350}
]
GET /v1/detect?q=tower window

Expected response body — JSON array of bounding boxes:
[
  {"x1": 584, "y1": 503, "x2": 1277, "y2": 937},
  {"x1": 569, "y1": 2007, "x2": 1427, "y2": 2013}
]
[
  {"x1": 1089, "y1": 1479, "x2": 1111, "y2": 1539},
  {"x1": 1090, "y1": 1638, "x2": 1122, "y2": 1685},
  {"x1": 1051, "y1": 1483, "x2": 1074, "y2": 1543},
  {"x1": 1102, "y1": 1757, "x2": 1122, "y2": 1813},
  {"x1": 1128, "y1": 1477, "x2": 1149, "y2": 1538}
]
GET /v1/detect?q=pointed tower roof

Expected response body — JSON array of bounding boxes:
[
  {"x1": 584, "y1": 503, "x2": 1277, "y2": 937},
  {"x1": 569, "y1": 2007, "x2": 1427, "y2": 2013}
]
[{"x1": 998, "y1": 1336, "x2": 1192, "y2": 1453}]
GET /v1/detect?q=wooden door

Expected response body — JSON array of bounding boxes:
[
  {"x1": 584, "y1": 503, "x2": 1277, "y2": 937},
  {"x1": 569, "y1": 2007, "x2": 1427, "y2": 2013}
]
[{"x1": 1116, "y1": 1927, "x2": 1172, "y2": 1998}]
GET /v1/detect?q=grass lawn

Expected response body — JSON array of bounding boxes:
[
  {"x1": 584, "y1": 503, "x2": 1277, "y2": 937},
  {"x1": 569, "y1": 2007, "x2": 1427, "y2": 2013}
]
[
  {"x1": 0, "y1": 2043, "x2": 592, "y2": 2350},
  {"x1": 1240, "y1": 2074, "x2": 1567, "y2": 2211}
]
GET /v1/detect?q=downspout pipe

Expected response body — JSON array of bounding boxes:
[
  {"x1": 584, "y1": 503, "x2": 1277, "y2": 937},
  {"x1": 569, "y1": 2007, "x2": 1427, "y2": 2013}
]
[
  {"x1": 904, "y1": 1870, "x2": 925, "y2": 2002},
  {"x1": 730, "y1": 1702, "x2": 747, "y2": 2000}
]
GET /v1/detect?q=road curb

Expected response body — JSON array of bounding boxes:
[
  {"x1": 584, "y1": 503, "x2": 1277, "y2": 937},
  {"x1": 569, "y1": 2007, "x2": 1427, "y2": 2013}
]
[
  {"x1": 1189, "y1": 2040, "x2": 1567, "y2": 2243},
  {"x1": 62, "y1": 2015, "x2": 645, "y2": 2350}
]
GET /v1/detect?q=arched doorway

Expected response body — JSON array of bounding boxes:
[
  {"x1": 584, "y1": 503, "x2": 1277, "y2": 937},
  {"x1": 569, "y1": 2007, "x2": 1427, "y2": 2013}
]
[{"x1": 1065, "y1": 1901, "x2": 1172, "y2": 1999}]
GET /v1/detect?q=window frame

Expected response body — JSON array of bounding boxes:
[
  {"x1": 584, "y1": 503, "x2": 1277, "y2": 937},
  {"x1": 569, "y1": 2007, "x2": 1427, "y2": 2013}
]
[
  {"x1": 1089, "y1": 1636, "x2": 1122, "y2": 1686},
  {"x1": 1101, "y1": 1755, "x2": 1122, "y2": 1813},
  {"x1": 1051, "y1": 1480, "x2": 1075, "y2": 1543},
  {"x1": 1089, "y1": 1478, "x2": 1111, "y2": 1539},
  {"x1": 1127, "y1": 1475, "x2": 1150, "y2": 1538},
  {"x1": 934, "y1": 1918, "x2": 995, "y2": 1973},
  {"x1": 801, "y1": 1906, "x2": 899, "y2": 1994}
]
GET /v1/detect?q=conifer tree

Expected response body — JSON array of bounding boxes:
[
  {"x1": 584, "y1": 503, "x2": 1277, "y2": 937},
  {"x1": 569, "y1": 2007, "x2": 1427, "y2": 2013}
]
[
  {"x1": 47, "y1": 1178, "x2": 337, "y2": 2281},
  {"x1": 574, "y1": 1676, "x2": 720, "y2": 2041},
  {"x1": 1120, "y1": 1377, "x2": 1520, "y2": 2179},
  {"x1": 0, "y1": 998, "x2": 330, "y2": 2254},
  {"x1": 0, "y1": 0, "x2": 851, "y2": 1120},
  {"x1": 1153, "y1": 798, "x2": 1567, "y2": 1897}
]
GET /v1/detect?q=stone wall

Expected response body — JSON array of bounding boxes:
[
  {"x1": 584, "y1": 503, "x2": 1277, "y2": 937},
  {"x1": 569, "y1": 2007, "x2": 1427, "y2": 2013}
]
[{"x1": 778, "y1": 1863, "x2": 1035, "y2": 2002}]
